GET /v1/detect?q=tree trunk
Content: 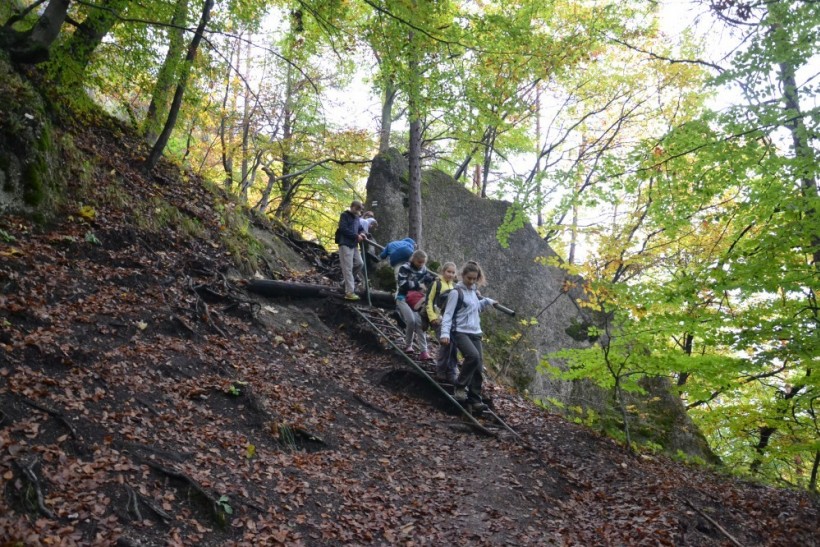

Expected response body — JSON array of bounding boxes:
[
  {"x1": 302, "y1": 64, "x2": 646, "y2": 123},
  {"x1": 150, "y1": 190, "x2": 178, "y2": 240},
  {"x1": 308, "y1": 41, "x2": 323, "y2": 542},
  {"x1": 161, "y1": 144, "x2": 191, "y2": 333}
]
[
  {"x1": 535, "y1": 86, "x2": 543, "y2": 227},
  {"x1": 51, "y1": 0, "x2": 128, "y2": 92},
  {"x1": 145, "y1": 0, "x2": 214, "y2": 172},
  {"x1": 272, "y1": 15, "x2": 301, "y2": 223},
  {"x1": 809, "y1": 450, "x2": 819, "y2": 492},
  {"x1": 452, "y1": 146, "x2": 478, "y2": 181},
  {"x1": 770, "y1": 2, "x2": 819, "y2": 271},
  {"x1": 239, "y1": 37, "x2": 253, "y2": 200},
  {"x1": 750, "y1": 426, "x2": 776, "y2": 475},
  {"x1": 406, "y1": 28, "x2": 423, "y2": 247},
  {"x1": 379, "y1": 79, "x2": 397, "y2": 153},
  {"x1": 257, "y1": 167, "x2": 276, "y2": 213},
  {"x1": 1, "y1": 0, "x2": 70, "y2": 64},
  {"x1": 480, "y1": 128, "x2": 496, "y2": 198},
  {"x1": 220, "y1": 36, "x2": 239, "y2": 190},
  {"x1": 247, "y1": 279, "x2": 396, "y2": 308},
  {"x1": 144, "y1": 0, "x2": 189, "y2": 146}
]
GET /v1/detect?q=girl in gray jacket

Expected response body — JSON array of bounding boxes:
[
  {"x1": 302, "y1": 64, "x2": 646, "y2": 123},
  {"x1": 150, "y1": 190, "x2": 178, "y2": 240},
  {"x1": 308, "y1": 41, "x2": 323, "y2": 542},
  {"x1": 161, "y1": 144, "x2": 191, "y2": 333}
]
[{"x1": 439, "y1": 261, "x2": 495, "y2": 413}]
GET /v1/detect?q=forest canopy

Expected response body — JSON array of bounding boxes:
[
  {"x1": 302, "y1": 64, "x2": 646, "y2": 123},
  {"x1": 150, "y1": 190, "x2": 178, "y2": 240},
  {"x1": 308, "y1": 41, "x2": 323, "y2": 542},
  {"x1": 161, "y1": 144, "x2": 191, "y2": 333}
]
[{"x1": 1, "y1": 0, "x2": 817, "y2": 491}]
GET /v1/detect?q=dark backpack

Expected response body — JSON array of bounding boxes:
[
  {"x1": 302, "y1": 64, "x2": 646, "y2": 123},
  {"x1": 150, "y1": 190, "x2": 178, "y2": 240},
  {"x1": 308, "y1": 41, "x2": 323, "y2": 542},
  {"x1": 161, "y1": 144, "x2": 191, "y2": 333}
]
[{"x1": 420, "y1": 281, "x2": 462, "y2": 331}]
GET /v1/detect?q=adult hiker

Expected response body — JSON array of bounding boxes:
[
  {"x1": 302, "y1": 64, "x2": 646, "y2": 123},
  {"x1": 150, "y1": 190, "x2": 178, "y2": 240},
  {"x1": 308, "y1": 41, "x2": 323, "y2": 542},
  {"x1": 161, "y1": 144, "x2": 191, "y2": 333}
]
[
  {"x1": 396, "y1": 250, "x2": 436, "y2": 360},
  {"x1": 439, "y1": 260, "x2": 496, "y2": 413},
  {"x1": 337, "y1": 200, "x2": 366, "y2": 301},
  {"x1": 379, "y1": 237, "x2": 416, "y2": 274}
]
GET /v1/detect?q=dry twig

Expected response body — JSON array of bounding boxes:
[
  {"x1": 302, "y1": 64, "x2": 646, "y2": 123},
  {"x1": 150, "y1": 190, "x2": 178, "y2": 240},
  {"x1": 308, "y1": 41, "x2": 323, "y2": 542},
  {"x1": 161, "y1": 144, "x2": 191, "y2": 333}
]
[{"x1": 684, "y1": 499, "x2": 744, "y2": 547}]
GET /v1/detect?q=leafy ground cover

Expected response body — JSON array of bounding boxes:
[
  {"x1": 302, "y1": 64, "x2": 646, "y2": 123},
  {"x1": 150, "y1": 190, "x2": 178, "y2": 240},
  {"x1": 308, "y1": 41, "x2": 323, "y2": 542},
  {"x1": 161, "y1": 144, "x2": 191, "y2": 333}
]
[{"x1": 0, "y1": 122, "x2": 818, "y2": 546}]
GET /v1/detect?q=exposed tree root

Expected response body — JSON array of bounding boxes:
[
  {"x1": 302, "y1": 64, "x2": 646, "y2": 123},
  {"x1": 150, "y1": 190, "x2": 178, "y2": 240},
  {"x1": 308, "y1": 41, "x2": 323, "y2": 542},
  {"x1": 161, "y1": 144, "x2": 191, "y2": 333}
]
[
  {"x1": 139, "y1": 459, "x2": 231, "y2": 526},
  {"x1": 187, "y1": 276, "x2": 228, "y2": 337},
  {"x1": 117, "y1": 441, "x2": 194, "y2": 463},
  {"x1": 21, "y1": 397, "x2": 78, "y2": 439},
  {"x1": 352, "y1": 392, "x2": 394, "y2": 416},
  {"x1": 14, "y1": 458, "x2": 55, "y2": 519},
  {"x1": 125, "y1": 483, "x2": 172, "y2": 523}
]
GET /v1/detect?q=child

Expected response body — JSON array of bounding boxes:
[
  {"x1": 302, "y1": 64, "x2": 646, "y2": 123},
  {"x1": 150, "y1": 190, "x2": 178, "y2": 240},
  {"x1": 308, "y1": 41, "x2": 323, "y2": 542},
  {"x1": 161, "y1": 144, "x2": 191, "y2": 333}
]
[
  {"x1": 427, "y1": 262, "x2": 459, "y2": 383},
  {"x1": 359, "y1": 211, "x2": 378, "y2": 236},
  {"x1": 396, "y1": 250, "x2": 436, "y2": 360},
  {"x1": 379, "y1": 238, "x2": 416, "y2": 274},
  {"x1": 439, "y1": 261, "x2": 496, "y2": 413},
  {"x1": 359, "y1": 211, "x2": 379, "y2": 261}
]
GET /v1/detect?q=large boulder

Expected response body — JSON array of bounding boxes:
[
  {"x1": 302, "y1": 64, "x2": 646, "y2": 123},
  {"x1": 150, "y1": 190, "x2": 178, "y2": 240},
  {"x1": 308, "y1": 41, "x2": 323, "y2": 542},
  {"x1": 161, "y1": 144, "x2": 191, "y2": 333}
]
[{"x1": 366, "y1": 148, "x2": 717, "y2": 462}]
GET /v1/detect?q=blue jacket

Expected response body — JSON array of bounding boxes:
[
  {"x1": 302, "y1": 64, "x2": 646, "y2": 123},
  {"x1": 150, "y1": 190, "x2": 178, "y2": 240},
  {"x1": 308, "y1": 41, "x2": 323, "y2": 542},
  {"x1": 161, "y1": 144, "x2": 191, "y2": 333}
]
[
  {"x1": 379, "y1": 238, "x2": 415, "y2": 266},
  {"x1": 337, "y1": 210, "x2": 364, "y2": 248}
]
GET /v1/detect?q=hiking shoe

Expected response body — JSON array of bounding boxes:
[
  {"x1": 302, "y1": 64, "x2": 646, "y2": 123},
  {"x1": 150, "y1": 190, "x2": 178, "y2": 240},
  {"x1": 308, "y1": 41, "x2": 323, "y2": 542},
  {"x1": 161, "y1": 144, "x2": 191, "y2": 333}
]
[
  {"x1": 453, "y1": 387, "x2": 467, "y2": 402},
  {"x1": 344, "y1": 293, "x2": 360, "y2": 301},
  {"x1": 419, "y1": 351, "x2": 433, "y2": 361},
  {"x1": 467, "y1": 401, "x2": 489, "y2": 414},
  {"x1": 404, "y1": 345, "x2": 415, "y2": 354}
]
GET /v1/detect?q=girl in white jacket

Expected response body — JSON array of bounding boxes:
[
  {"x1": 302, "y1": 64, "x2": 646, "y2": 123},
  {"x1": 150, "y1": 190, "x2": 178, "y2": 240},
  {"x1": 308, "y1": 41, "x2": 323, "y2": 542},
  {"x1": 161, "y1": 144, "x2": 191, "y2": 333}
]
[{"x1": 439, "y1": 261, "x2": 495, "y2": 413}]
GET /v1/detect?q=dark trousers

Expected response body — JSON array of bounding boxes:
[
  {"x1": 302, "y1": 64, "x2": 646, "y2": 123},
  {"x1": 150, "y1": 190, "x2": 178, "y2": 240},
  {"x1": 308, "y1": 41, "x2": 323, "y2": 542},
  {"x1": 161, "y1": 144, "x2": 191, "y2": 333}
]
[
  {"x1": 434, "y1": 324, "x2": 458, "y2": 379},
  {"x1": 453, "y1": 332, "x2": 483, "y2": 401}
]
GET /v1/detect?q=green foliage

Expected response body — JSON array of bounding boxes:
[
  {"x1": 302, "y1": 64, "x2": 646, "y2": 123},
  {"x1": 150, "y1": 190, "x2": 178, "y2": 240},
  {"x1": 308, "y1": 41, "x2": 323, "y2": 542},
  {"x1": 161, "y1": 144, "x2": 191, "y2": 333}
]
[
  {"x1": 84, "y1": 230, "x2": 101, "y2": 246},
  {"x1": 216, "y1": 495, "x2": 233, "y2": 516},
  {"x1": 0, "y1": 229, "x2": 16, "y2": 243},
  {"x1": 496, "y1": 202, "x2": 527, "y2": 249}
]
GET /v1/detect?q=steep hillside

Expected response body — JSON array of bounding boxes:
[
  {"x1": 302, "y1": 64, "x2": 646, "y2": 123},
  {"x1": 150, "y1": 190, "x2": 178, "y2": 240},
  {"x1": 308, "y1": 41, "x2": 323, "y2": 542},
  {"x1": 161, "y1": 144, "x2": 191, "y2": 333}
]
[{"x1": 0, "y1": 117, "x2": 818, "y2": 545}]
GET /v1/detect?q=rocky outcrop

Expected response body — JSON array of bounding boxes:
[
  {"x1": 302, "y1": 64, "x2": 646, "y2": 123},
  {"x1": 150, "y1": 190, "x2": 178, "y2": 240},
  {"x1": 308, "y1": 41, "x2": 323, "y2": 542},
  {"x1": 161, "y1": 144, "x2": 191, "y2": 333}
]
[
  {"x1": 0, "y1": 54, "x2": 62, "y2": 219},
  {"x1": 366, "y1": 148, "x2": 717, "y2": 462}
]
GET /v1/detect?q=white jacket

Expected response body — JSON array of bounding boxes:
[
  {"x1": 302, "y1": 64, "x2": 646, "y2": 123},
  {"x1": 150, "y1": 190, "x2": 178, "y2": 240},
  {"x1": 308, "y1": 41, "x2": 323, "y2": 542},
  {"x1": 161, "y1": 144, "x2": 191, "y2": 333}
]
[{"x1": 439, "y1": 282, "x2": 495, "y2": 336}]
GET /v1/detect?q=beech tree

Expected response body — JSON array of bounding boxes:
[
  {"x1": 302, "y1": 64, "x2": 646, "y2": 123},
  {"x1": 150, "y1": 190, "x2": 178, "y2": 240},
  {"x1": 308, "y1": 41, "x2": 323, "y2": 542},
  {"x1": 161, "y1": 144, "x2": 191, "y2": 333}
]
[{"x1": 540, "y1": 0, "x2": 819, "y2": 489}]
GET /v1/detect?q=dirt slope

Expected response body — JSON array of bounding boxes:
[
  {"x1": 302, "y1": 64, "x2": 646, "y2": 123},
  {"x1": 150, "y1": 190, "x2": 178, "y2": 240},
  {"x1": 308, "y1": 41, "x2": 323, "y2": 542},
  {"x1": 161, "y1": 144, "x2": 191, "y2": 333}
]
[{"x1": 0, "y1": 122, "x2": 818, "y2": 546}]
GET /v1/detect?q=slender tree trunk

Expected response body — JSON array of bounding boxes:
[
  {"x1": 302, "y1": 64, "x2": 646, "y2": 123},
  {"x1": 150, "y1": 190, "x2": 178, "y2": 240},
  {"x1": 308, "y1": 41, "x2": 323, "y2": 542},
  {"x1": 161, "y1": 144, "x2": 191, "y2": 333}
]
[
  {"x1": 145, "y1": 0, "x2": 214, "y2": 172},
  {"x1": 379, "y1": 80, "x2": 397, "y2": 153},
  {"x1": 453, "y1": 146, "x2": 478, "y2": 181},
  {"x1": 258, "y1": 166, "x2": 276, "y2": 213},
  {"x1": 406, "y1": 28, "x2": 423, "y2": 247},
  {"x1": 809, "y1": 451, "x2": 819, "y2": 492},
  {"x1": 535, "y1": 86, "x2": 543, "y2": 227},
  {"x1": 240, "y1": 37, "x2": 253, "y2": 200},
  {"x1": 480, "y1": 128, "x2": 496, "y2": 198},
  {"x1": 220, "y1": 35, "x2": 240, "y2": 190},
  {"x1": 615, "y1": 380, "x2": 632, "y2": 453},
  {"x1": 568, "y1": 190, "x2": 578, "y2": 264},
  {"x1": 273, "y1": 13, "x2": 302, "y2": 223},
  {"x1": 144, "y1": 0, "x2": 189, "y2": 146},
  {"x1": 677, "y1": 333, "x2": 694, "y2": 386},
  {"x1": 750, "y1": 426, "x2": 776, "y2": 475}
]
